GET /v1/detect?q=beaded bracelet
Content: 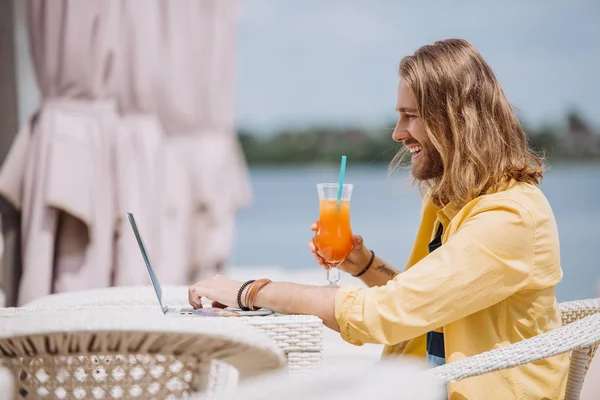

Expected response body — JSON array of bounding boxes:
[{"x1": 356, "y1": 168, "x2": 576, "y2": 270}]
[
  {"x1": 352, "y1": 250, "x2": 376, "y2": 278},
  {"x1": 237, "y1": 280, "x2": 255, "y2": 311}
]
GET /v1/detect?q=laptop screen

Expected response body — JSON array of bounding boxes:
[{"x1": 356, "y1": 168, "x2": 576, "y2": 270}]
[{"x1": 127, "y1": 212, "x2": 166, "y2": 312}]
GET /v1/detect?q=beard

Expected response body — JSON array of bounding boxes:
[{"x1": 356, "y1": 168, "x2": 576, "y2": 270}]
[{"x1": 411, "y1": 142, "x2": 444, "y2": 180}]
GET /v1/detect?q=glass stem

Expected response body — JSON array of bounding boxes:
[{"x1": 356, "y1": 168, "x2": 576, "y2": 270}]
[{"x1": 327, "y1": 267, "x2": 341, "y2": 286}]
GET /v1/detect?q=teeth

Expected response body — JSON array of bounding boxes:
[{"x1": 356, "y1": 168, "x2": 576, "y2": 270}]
[{"x1": 408, "y1": 145, "x2": 422, "y2": 154}]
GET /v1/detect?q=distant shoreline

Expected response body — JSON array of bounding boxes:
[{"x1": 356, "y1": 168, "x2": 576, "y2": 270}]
[
  {"x1": 239, "y1": 112, "x2": 600, "y2": 165},
  {"x1": 244, "y1": 159, "x2": 600, "y2": 168}
]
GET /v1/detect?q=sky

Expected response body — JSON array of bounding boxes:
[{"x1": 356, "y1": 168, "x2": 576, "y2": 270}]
[{"x1": 235, "y1": 0, "x2": 600, "y2": 134}]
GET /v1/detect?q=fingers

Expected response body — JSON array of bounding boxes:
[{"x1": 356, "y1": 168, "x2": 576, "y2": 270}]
[
  {"x1": 188, "y1": 284, "x2": 204, "y2": 309},
  {"x1": 310, "y1": 221, "x2": 326, "y2": 268},
  {"x1": 314, "y1": 253, "x2": 327, "y2": 268},
  {"x1": 353, "y1": 234, "x2": 364, "y2": 248},
  {"x1": 308, "y1": 239, "x2": 327, "y2": 267}
]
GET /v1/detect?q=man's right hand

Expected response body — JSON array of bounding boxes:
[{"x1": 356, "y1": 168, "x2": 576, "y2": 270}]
[{"x1": 308, "y1": 221, "x2": 373, "y2": 276}]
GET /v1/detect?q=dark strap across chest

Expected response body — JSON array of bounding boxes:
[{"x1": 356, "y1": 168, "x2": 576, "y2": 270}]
[{"x1": 426, "y1": 222, "x2": 445, "y2": 359}]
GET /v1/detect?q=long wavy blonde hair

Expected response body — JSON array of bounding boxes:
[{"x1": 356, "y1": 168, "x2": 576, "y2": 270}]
[{"x1": 391, "y1": 39, "x2": 545, "y2": 209}]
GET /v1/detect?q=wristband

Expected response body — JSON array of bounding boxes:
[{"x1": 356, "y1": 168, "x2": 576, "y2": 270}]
[
  {"x1": 244, "y1": 278, "x2": 272, "y2": 311},
  {"x1": 352, "y1": 250, "x2": 375, "y2": 278}
]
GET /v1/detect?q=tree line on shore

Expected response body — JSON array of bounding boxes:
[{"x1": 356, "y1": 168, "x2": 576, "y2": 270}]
[{"x1": 238, "y1": 111, "x2": 600, "y2": 165}]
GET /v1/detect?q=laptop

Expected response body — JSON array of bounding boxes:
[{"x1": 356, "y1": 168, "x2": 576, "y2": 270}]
[{"x1": 127, "y1": 212, "x2": 272, "y2": 317}]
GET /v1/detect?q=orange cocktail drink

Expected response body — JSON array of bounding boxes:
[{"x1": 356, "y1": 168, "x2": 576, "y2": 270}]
[
  {"x1": 313, "y1": 183, "x2": 354, "y2": 276},
  {"x1": 314, "y1": 199, "x2": 353, "y2": 265}
]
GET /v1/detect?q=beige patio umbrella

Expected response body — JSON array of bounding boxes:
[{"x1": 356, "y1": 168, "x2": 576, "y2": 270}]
[
  {"x1": 0, "y1": 0, "x2": 251, "y2": 306},
  {"x1": 115, "y1": 0, "x2": 252, "y2": 286}
]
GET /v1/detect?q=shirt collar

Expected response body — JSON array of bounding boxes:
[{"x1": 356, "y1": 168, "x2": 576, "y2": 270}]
[
  {"x1": 436, "y1": 201, "x2": 459, "y2": 228},
  {"x1": 429, "y1": 178, "x2": 516, "y2": 227},
  {"x1": 425, "y1": 190, "x2": 459, "y2": 228}
]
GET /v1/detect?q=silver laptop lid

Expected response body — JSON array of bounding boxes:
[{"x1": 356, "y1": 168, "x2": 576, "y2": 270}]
[{"x1": 127, "y1": 212, "x2": 167, "y2": 314}]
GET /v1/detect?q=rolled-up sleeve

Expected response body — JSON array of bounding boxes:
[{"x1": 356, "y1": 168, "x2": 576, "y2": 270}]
[
  {"x1": 335, "y1": 283, "x2": 366, "y2": 345},
  {"x1": 334, "y1": 199, "x2": 559, "y2": 346}
]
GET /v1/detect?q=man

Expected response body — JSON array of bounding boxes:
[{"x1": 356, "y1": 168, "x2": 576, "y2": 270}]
[{"x1": 188, "y1": 39, "x2": 569, "y2": 399}]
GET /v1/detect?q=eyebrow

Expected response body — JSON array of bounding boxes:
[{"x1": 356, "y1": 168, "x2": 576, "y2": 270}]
[{"x1": 396, "y1": 107, "x2": 418, "y2": 113}]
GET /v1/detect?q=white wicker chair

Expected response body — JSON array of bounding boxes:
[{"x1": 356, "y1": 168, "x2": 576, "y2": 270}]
[
  {"x1": 559, "y1": 298, "x2": 600, "y2": 385},
  {"x1": 431, "y1": 298, "x2": 600, "y2": 400},
  {"x1": 0, "y1": 306, "x2": 285, "y2": 399}
]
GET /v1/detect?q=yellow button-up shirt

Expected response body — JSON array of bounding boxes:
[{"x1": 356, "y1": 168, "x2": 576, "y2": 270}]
[{"x1": 335, "y1": 180, "x2": 569, "y2": 399}]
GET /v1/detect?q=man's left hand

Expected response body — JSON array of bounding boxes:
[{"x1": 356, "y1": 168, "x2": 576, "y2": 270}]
[{"x1": 188, "y1": 275, "x2": 244, "y2": 309}]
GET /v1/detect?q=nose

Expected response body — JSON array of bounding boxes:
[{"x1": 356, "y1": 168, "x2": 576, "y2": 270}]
[{"x1": 392, "y1": 123, "x2": 410, "y2": 143}]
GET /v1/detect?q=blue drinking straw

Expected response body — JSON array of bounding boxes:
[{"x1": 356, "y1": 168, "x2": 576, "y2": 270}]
[{"x1": 337, "y1": 155, "x2": 347, "y2": 211}]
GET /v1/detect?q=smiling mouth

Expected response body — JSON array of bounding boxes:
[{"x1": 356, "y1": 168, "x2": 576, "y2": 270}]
[{"x1": 409, "y1": 145, "x2": 423, "y2": 158}]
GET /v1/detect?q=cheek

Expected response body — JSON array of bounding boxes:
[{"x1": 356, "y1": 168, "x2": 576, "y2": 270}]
[{"x1": 410, "y1": 124, "x2": 427, "y2": 143}]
